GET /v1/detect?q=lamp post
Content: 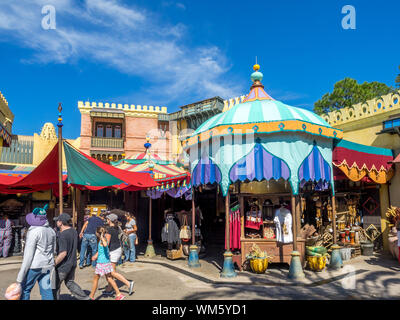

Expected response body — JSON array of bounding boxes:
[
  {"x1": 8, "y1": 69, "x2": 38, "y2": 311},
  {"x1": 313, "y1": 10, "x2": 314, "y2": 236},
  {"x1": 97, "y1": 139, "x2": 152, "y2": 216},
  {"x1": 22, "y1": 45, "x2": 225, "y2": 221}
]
[
  {"x1": 57, "y1": 103, "x2": 63, "y2": 216},
  {"x1": 144, "y1": 137, "x2": 156, "y2": 258}
]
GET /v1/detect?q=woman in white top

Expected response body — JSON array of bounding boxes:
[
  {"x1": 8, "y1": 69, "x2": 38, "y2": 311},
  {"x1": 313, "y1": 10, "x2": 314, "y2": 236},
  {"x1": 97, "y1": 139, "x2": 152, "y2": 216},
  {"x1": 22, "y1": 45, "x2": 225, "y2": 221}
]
[{"x1": 124, "y1": 212, "x2": 138, "y2": 263}]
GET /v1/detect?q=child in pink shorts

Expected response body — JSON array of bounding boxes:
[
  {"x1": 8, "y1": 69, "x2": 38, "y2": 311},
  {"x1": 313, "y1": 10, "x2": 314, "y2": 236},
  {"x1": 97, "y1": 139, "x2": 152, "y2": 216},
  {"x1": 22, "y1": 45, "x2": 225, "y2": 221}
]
[{"x1": 89, "y1": 227, "x2": 125, "y2": 300}]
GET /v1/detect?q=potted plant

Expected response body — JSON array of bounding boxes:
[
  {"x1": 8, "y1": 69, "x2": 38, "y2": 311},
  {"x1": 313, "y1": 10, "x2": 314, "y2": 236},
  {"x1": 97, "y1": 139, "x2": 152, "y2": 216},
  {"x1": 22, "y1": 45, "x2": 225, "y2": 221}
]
[{"x1": 246, "y1": 244, "x2": 273, "y2": 274}]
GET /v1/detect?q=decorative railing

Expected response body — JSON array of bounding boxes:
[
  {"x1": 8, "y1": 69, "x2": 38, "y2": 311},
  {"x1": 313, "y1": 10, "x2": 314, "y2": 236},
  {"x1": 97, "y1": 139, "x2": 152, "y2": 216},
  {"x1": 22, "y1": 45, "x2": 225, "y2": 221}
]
[
  {"x1": 91, "y1": 137, "x2": 124, "y2": 149},
  {"x1": 321, "y1": 90, "x2": 400, "y2": 127}
]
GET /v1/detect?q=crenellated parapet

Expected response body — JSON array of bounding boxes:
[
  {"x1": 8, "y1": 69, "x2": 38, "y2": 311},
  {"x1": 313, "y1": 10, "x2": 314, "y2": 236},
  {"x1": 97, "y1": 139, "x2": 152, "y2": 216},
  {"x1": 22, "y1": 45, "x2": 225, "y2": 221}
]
[
  {"x1": 0, "y1": 91, "x2": 8, "y2": 107},
  {"x1": 223, "y1": 95, "x2": 246, "y2": 112},
  {"x1": 321, "y1": 90, "x2": 400, "y2": 128},
  {"x1": 78, "y1": 101, "x2": 168, "y2": 118}
]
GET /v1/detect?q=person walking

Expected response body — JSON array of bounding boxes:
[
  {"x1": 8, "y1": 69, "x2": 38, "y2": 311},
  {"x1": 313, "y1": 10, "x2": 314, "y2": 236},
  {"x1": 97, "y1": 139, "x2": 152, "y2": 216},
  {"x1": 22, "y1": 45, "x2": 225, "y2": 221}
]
[
  {"x1": 53, "y1": 213, "x2": 90, "y2": 300},
  {"x1": 79, "y1": 213, "x2": 104, "y2": 268},
  {"x1": 16, "y1": 205, "x2": 56, "y2": 300},
  {"x1": 0, "y1": 214, "x2": 13, "y2": 258},
  {"x1": 124, "y1": 212, "x2": 137, "y2": 263},
  {"x1": 103, "y1": 213, "x2": 134, "y2": 296},
  {"x1": 89, "y1": 226, "x2": 125, "y2": 300}
]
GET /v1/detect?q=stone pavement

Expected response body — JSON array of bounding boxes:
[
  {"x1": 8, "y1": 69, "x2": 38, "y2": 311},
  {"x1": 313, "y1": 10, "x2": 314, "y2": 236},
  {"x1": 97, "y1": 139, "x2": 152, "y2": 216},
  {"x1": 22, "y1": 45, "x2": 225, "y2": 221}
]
[{"x1": 0, "y1": 249, "x2": 399, "y2": 300}]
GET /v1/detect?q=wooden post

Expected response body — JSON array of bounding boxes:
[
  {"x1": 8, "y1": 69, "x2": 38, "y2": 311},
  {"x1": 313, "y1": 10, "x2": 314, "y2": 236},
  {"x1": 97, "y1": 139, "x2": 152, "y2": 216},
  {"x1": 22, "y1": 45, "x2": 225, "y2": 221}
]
[
  {"x1": 295, "y1": 196, "x2": 301, "y2": 235},
  {"x1": 239, "y1": 195, "x2": 244, "y2": 239},
  {"x1": 149, "y1": 197, "x2": 152, "y2": 241},
  {"x1": 57, "y1": 103, "x2": 63, "y2": 216},
  {"x1": 291, "y1": 193, "x2": 297, "y2": 251},
  {"x1": 192, "y1": 191, "x2": 195, "y2": 246},
  {"x1": 225, "y1": 191, "x2": 230, "y2": 251},
  {"x1": 135, "y1": 191, "x2": 138, "y2": 215},
  {"x1": 72, "y1": 187, "x2": 76, "y2": 228},
  {"x1": 332, "y1": 195, "x2": 337, "y2": 244}
]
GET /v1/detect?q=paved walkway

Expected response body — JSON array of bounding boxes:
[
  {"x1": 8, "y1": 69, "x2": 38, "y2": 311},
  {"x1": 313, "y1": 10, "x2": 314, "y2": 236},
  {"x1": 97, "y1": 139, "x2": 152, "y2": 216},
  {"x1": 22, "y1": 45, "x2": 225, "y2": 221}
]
[{"x1": 0, "y1": 249, "x2": 399, "y2": 300}]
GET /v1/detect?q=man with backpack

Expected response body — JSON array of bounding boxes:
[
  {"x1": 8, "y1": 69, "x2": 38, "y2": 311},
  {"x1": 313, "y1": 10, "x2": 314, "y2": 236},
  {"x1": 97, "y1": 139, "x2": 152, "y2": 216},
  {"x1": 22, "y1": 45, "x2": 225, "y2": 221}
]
[{"x1": 102, "y1": 213, "x2": 134, "y2": 296}]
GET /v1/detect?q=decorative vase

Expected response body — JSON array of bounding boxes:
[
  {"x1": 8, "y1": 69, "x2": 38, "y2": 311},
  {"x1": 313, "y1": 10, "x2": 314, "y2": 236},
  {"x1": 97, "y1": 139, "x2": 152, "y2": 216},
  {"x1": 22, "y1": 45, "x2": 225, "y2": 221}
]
[
  {"x1": 350, "y1": 231, "x2": 355, "y2": 245},
  {"x1": 360, "y1": 241, "x2": 374, "y2": 256},
  {"x1": 355, "y1": 231, "x2": 360, "y2": 244},
  {"x1": 307, "y1": 255, "x2": 327, "y2": 272},
  {"x1": 250, "y1": 257, "x2": 268, "y2": 274},
  {"x1": 344, "y1": 229, "x2": 350, "y2": 242}
]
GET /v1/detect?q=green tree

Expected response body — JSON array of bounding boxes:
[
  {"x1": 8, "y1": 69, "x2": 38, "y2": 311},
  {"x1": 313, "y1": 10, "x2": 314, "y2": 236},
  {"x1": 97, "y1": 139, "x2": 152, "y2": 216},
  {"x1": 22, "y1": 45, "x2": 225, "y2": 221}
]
[
  {"x1": 314, "y1": 77, "x2": 393, "y2": 115},
  {"x1": 396, "y1": 66, "x2": 400, "y2": 88}
]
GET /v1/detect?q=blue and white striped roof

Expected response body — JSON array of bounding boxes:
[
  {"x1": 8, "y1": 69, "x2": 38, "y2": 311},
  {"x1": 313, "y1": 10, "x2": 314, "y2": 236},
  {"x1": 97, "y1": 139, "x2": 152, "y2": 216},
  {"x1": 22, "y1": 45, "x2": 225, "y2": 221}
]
[{"x1": 194, "y1": 99, "x2": 333, "y2": 135}]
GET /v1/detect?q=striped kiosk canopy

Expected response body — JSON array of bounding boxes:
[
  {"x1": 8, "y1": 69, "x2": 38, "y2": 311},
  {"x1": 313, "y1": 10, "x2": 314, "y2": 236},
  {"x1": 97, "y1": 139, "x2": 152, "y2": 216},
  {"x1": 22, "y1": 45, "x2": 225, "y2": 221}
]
[
  {"x1": 186, "y1": 64, "x2": 343, "y2": 196},
  {"x1": 111, "y1": 140, "x2": 191, "y2": 197}
]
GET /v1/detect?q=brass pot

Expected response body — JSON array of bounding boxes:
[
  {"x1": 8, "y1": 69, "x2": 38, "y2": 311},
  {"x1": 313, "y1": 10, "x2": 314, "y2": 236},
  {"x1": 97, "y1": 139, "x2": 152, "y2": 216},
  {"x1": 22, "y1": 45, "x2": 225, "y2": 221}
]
[
  {"x1": 307, "y1": 255, "x2": 327, "y2": 272},
  {"x1": 250, "y1": 257, "x2": 269, "y2": 274}
]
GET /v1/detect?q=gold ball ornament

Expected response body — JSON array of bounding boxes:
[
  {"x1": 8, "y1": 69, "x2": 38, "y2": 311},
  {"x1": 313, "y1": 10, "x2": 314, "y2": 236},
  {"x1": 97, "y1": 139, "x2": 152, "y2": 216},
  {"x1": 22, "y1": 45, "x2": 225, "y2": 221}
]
[{"x1": 253, "y1": 64, "x2": 260, "y2": 71}]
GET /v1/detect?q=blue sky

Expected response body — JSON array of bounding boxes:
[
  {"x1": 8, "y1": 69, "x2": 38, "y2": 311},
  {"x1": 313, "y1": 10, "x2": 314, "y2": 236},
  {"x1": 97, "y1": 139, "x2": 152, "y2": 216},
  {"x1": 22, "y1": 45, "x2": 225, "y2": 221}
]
[{"x1": 0, "y1": 0, "x2": 399, "y2": 138}]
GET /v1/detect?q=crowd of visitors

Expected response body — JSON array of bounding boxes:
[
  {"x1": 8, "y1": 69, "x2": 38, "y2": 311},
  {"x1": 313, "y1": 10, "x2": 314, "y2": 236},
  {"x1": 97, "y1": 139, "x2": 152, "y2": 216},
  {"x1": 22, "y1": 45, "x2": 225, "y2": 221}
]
[{"x1": 8, "y1": 204, "x2": 138, "y2": 300}]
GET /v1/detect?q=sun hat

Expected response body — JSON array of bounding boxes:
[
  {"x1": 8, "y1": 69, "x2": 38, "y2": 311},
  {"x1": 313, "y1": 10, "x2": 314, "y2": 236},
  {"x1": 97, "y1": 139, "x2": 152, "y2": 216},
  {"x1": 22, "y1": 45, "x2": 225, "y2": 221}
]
[{"x1": 26, "y1": 204, "x2": 49, "y2": 227}]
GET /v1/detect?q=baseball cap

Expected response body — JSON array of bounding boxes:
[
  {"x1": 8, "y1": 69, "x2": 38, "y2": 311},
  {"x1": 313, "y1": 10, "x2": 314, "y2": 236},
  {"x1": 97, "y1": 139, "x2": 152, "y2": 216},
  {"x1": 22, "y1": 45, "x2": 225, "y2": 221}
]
[
  {"x1": 106, "y1": 213, "x2": 118, "y2": 222},
  {"x1": 53, "y1": 213, "x2": 72, "y2": 223}
]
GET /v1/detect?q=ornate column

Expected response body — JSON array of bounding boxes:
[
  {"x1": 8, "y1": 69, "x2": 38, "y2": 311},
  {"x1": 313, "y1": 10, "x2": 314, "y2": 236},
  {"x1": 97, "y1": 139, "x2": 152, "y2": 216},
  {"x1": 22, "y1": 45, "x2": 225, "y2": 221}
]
[
  {"x1": 288, "y1": 191, "x2": 305, "y2": 281},
  {"x1": 221, "y1": 190, "x2": 237, "y2": 278}
]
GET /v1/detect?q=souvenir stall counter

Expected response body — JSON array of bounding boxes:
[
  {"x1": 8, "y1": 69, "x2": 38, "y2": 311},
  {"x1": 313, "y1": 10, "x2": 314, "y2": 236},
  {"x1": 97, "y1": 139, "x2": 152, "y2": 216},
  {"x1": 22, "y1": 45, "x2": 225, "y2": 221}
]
[
  {"x1": 186, "y1": 64, "x2": 341, "y2": 276},
  {"x1": 235, "y1": 186, "x2": 306, "y2": 269}
]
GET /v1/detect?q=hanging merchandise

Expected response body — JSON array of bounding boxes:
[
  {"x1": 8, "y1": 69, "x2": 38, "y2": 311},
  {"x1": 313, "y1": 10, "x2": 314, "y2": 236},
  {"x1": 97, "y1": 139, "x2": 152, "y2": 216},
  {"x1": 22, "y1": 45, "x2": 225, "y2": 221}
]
[
  {"x1": 274, "y1": 205, "x2": 293, "y2": 243},
  {"x1": 245, "y1": 204, "x2": 262, "y2": 230},
  {"x1": 347, "y1": 198, "x2": 358, "y2": 226},
  {"x1": 315, "y1": 197, "x2": 322, "y2": 231},
  {"x1": 300, "y1": 197, "x2": 306, "y2": 224},
  {"x1": 179, "y1": 214, "x2": 191, "y2": 242},
  {"x1": 263, "y1": 226, "x2": 275, "y2": 239},
  {"x1": 161, "y1": 213, "x2": 181, "y2": 249},
  {"x1": 225, "y1": 204, "x2": 241, "y2": 250},
  {"x1": 327, "y1": 200, "x2": 333, "y2": 222}
]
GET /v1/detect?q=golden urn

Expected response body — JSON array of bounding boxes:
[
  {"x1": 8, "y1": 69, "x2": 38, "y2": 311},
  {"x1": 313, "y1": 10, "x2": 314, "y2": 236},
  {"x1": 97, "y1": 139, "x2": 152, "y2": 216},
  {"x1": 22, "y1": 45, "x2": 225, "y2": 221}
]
[
  {"x1": 307, "y1": 255, "x2": 327, "y2": 272},
  {"x1": 250, "y1": 257, "x2": 269, "y2": 274}
]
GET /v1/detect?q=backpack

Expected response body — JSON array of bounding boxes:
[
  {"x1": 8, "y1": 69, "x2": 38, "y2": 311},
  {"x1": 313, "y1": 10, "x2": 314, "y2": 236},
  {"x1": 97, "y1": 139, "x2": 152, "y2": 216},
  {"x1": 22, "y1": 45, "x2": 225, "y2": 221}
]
[{"x1": 118, "y1": 225, "x2": 130, "y2": 249}]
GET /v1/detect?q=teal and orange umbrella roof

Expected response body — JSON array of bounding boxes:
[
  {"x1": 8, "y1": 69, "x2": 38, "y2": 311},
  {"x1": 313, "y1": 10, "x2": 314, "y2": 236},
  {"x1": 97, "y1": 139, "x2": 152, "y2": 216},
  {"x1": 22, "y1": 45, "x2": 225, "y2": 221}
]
[{"x1": 185, "y1": 64, "x2": 343, "y2": 147}]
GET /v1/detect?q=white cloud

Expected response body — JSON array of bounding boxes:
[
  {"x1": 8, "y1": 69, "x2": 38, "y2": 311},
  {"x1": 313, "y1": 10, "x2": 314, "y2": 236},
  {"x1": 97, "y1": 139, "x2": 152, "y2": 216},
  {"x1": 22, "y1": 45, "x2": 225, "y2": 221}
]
[{"x1": 0, "y1": 0, "x2": 243, "y2": 105}]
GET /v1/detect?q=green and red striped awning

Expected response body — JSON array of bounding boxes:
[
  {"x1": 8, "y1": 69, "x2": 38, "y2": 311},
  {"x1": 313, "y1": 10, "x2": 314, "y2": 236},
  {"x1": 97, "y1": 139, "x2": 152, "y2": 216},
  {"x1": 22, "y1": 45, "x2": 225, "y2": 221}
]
[
  {"x1": 0, "y1": 141, "x2": 158, "y2": 194},
  {"x1": 63, "y1": 142, "x2": 158, "y2": 190}
]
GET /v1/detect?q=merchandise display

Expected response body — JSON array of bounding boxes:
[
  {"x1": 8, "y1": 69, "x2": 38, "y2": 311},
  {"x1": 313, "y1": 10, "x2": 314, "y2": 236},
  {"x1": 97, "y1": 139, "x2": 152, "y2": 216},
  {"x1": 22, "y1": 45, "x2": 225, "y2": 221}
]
[{"x1": 273, "y1": 205, "x2": 293, "y2": 244}]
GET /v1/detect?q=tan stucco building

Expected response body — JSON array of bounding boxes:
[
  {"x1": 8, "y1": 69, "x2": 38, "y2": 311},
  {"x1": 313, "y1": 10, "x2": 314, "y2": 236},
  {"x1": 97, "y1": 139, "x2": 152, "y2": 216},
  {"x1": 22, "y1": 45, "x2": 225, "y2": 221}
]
[{"x1": 322, "y1": 90, "x2": 400, "y2": 250}]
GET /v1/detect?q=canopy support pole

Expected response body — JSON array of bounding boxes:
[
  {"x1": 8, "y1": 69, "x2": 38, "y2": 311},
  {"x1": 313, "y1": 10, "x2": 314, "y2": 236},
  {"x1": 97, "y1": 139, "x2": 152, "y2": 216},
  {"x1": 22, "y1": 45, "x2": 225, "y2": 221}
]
[
  {"x1": 291, "y1": 193, "x2": 298, "y2": 252},
  {"x1": 288, "y1": 190, "x2": 305, "y2": 281},
  {"x1": 144, "y1": 195, "x2": 155, "y2": 258},
  {"x1": 332, "y1": 194, "x2": 337, "y2": 244},
  {"x1": 72, "y1": 187, "x2": 76, "y2": 229},
  {"x1": 221, "y1": 190, "x2": 237, "y2": 278},
  {"x1": 57, "y1": 103, "x2": 63, "y2": 216},
  {"x1": 188, "y1": 188, "x2": 200, "y2": 268}
]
